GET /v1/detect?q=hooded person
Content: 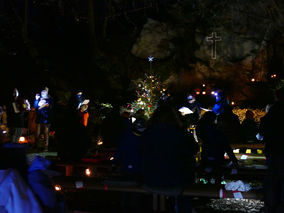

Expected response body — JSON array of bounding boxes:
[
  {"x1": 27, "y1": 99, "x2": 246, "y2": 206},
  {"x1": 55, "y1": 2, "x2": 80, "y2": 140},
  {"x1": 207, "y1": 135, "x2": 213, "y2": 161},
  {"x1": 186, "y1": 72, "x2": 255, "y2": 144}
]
[{"x1": 27, "y1": 156, "x2": 67, "y2": 213}]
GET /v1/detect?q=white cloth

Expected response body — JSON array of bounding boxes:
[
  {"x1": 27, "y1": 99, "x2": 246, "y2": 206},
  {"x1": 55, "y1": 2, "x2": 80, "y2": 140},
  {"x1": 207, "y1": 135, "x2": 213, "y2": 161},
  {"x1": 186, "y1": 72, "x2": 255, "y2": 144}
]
[
  {"x1": 225, "y1": 180, "x2": 251, "y2": 192},
  {"x1": 0, "y1": 169, "x2": 43, "y2": 213}
]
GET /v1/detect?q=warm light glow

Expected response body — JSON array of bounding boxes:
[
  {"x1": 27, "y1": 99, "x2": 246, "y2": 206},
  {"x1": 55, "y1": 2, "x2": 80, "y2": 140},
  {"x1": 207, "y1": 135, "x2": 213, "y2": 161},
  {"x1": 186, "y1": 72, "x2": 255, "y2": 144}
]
[
  {"x1": 233, "y1": 149, "x2": 240, "y2": 154},
  {"x1": 271, "y1": 74, "x2": 277, "y2": 78},
  {"x1": 196, "y1": 91, "x2": 200, "y2": 95},
  {"x1": 202, "y1": 91, "x2": 206, "y2": 95},
  {"x1": 251, "y1": 78, "x2": 255, "y2": 82},
  {"x1": 257, "y1": 149, "x2": 263, "y2": 154},
  {"x1": 231, "y1": 101, "x2": 235, "y2": 105},
  {"x1": 85, "y1": 168, "x2": 92, "y2": 176},
  {"x1": 97, "y1": 138, "x2": 103, "y2": 145},
  {"x1": 211, "y1": 91, "x2": 215, "y2": 95},
  {"x1": 54, "y1": 185, "x2": 62, "y2": 191},
  {"x1": 19, "y1": 137, "x2": 27, "y2": 143},
  {"x1": 202, "y1": 84, "x2": 206, "y2": 87},
  {"x1": 246, "y1": 149, "x2": 251, "y2": 154},
  {"x1": 110, "y1": 157, "x2": 114, "y2": 161}
]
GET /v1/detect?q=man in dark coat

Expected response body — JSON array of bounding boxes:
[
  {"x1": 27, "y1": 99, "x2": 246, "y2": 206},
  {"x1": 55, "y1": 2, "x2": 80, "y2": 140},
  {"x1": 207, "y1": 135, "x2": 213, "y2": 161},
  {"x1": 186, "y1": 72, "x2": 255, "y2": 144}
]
[{"x1": 259, "y1": 87, "x2": 284, "y2": 213}]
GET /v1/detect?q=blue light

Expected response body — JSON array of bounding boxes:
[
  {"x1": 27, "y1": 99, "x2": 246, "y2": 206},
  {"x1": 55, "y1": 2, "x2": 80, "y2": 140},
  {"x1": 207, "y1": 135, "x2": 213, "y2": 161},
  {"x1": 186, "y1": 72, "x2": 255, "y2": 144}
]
[{"x1": 148, "y1": 56, "x2": 154, "y2": 62}]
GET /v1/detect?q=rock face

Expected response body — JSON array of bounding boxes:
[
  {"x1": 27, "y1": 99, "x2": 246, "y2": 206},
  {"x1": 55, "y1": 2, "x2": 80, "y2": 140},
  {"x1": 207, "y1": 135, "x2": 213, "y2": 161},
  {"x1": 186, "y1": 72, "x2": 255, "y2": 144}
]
[
  {"x1": 131, "y1": 18, "x2": 176, "y2": 59},
  {"x1": 131, "y1": 0, "x2": 284, "y2": 102}
]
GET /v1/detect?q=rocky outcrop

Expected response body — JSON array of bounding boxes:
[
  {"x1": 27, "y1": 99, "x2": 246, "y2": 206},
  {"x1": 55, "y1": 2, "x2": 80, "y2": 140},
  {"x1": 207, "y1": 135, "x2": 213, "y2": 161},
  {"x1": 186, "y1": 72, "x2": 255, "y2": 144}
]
[{"x1": 131, "y1": 18, "x2": 176, "y2": 59}]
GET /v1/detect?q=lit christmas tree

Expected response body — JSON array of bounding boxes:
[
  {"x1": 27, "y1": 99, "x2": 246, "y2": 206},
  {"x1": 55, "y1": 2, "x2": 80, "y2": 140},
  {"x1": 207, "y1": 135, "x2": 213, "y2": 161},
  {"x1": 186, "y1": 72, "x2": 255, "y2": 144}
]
[{"x1": 128, "y1": 74, "x2": 166, "y2": 118}]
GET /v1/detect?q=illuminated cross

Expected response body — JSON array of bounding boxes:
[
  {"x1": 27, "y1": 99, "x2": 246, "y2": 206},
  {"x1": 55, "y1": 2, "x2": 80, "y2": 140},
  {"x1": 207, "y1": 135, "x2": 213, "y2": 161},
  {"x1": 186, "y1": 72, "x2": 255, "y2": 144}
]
[{"x1": 206, "y1": 32, "x2": 221, "y2": 59}]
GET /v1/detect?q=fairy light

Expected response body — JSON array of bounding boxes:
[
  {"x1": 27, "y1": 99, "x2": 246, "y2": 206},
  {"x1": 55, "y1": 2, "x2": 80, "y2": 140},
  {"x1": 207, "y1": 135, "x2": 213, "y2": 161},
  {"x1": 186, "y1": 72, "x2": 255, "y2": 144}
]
[
  {"x1": 54, "y1": 185, "x2": 62, "y2": 191},
  {"x1": 271, "y1": 74, "x2": 277, "y2": 79},
  {"x1": 85, "y1": 168, "x2": 92, "y2": 176},
  {"x1": 251, "y1": 78, "x2": 255, "y2": 82},
  {"x1": 97, "y1": 138, "x2": 103, "y2": 145}
]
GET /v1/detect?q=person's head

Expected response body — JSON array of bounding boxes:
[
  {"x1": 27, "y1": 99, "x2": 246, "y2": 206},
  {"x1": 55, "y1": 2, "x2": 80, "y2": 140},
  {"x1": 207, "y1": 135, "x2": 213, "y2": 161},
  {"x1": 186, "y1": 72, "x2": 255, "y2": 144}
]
[
  {"x1": 41, "y1": 90, "x2": 48, "y2": 99},
  {"x1": 77, "y1": 91, "x2": 83, "y2": 98},
  {"x1": 187, "y1": 94, "x2": 196, "y2": 103},
  {"x1": 245, "y1": 110, "x2": 254, "y2": 120},
  {"x1": 199, "y1": 111, "x2": 216, "y2": 126},
  {"x1": 148, "y1": 104, "x2": 183, "y2": 128}
]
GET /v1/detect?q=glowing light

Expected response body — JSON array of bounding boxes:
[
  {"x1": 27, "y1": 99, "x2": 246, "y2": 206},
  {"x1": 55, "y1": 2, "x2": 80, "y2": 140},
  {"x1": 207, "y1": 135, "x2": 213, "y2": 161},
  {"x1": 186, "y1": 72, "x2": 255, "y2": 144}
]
[
  {"x1": 240, "y1": 155, "x2": 248, "y2": 160},
  {"x1": 271, "y1": 74, "x2": 277, "y2": 78},
  {"x1": 257, "y1": 149, "x2": 263, "y2": 154},
  {"x1": 211, "y1": 91, "x2": 215, "y2": 95},
  {"x1": 148, "y1": 56, "x2": 154, "y2": 62},
  {"x1": 131, "y1": 117, "x2": 136, "y2": 123},
  {"x1": 202, "y1": 91, "x2": 206, "y2": 95},
  {"x1": 19, "y1": 137, "x2": 27, "y2": 143},
  {"x1": 85, "y1": 168, "x2": 92, "y2": 176},
  {"x1": 97, "y1": 139, "x2": 103, "y2": 146},
  {"x1": 202, "y1": 84, "x2": 206, "y2": 87},
  {"x1": 251, "y1": 78, "x2": 255, "y2": 82},
  {"x1": 246, "y1": 149, "x2": 251, "y2": 154},
  {"x1": 109, "y1": 157, "x2": 114, "y2": 161},
  {"x1": 233, "y1": 149, "x2": 240, "y2": 154},
  {"x1": 54, "y1": 185, "x2": 62, "y2": 191},
  {"x1": 231, "y1": 101, "x2": 235, "y2": 105},
  {"x1": 196, "y1": 91, "x2": 200, "y2": 95}
]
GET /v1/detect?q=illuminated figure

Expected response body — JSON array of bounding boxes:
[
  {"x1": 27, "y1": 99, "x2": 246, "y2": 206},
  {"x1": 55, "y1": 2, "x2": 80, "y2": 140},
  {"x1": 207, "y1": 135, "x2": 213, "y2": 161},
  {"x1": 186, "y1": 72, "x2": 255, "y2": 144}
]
[
  {"x1": 34, "y1": 88, "x2": 53, "y2": 151},
  {"x1": 11, "y1": 88, "x2": 28, "y2": 143},
  {"x1": 78, "y1": 99, "x2": 89, "y2": 127},
  {"x1": 76, "y1": 91, "x2": 84, "y2": 110},
  {"x1": 212, "y1": 91, "x2": 229, "y2": 115},
  {"x1": 185, "y1": 94, "x2": 201, "y2": 126}
]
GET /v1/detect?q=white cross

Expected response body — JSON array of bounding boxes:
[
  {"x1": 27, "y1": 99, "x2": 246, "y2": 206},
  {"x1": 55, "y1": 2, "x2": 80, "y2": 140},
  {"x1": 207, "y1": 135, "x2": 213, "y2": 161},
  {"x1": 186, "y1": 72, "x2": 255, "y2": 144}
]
[{"x1": 206, "y1": 32, "x2": 221, "y2": 59}]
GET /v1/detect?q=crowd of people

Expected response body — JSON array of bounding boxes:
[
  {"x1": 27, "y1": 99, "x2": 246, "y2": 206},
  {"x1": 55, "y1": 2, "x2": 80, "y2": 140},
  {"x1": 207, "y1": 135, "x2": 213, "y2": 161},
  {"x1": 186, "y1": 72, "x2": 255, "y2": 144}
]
[
  {"x1": 0, "y1": 88, "x2": 90, "y2": 152},
  {"x1": 0, "y1": 86, "x2": 283, "y2": 212}
]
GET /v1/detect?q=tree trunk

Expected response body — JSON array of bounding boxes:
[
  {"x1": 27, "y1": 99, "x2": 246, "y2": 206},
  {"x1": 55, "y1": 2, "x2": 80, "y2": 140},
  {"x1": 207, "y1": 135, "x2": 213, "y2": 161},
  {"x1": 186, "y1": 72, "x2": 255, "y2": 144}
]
[{"x1": 88, "y1": 0, "x2": 97, "y2": 57}]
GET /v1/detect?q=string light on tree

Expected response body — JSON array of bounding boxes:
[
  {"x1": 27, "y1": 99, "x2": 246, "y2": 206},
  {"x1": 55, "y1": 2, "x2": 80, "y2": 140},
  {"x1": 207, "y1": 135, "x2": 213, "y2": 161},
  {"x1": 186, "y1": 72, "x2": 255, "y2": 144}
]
[
  {"x1": 127, "y1": 74, "x2": 166, "y2": 118},
  {"x1": 271, "y1": 74, "x2": 277, "y2": 79}
]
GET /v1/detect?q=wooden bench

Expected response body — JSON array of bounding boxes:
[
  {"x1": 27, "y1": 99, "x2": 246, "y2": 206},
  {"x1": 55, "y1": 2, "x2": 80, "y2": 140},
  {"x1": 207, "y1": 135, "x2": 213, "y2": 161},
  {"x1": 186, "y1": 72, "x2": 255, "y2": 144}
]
[
  {"x1": 52, "y1": 176, "x2": 263, "y2": 199},
  {"x1": 52, "y1": 176, "x2": 263, "y2": 211}
]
